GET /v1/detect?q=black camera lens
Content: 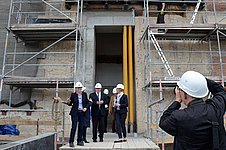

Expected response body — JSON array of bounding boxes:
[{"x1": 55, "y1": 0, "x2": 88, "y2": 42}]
[{"x1": 173, "y1": 86, "x2": 177, "y2": 95}]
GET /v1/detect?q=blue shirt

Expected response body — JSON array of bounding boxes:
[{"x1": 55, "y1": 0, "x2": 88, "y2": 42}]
[{"x1": 78, "y1": 94, "x2": 83, "y2": 110}]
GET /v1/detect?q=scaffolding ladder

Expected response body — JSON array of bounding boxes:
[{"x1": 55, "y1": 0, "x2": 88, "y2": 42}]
[
  {"x1": 148, "y1": 30, "x2": 174, "y2": 77},
  {"x1": 190, "y1": 0, "x2": 202, "y2": 24}
]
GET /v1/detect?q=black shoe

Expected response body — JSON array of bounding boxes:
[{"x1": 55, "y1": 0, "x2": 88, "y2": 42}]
[
  {"x1": 83, "y1": 139, "x2": 90, "y2": 143},
  {"x1": 93, "y1": 139, "x2": 97, "y2": 142},
  {"x1": 69, "y1": 143, "x2": 74, "y2": 147},
  {"x1": 77, "y1": 141, "x2": 84, "y2": 146},
  {"x1": 114, "y1": 139, "x2": 123, "y2": 143},
  {"x1": 100, "y1": 139, "x2": 103, "y2": 142}
]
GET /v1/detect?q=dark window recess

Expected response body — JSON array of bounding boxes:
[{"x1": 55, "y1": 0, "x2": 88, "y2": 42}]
[{"x1": 27, "y1": 18, "x2": 72, "y2": 24}]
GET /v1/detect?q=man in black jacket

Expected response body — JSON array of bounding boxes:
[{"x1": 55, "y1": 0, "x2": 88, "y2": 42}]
[
  {"x1": 67, "y1": 82, "x2": 89, "y2": 147},
  {"x1": 89, "y1": 83, "x2": 108, "y2": 142},
  {"x1": 159, "y1": 71, "x2": 226, "y2": 150}
]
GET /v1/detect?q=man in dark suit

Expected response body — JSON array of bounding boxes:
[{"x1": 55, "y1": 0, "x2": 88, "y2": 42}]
[
  {"x1": 89, "y1": 83, "x2": 108, "y2": 142},
  {"x1": 66, "y1": 82, "x2": 90, "y2": 147}
]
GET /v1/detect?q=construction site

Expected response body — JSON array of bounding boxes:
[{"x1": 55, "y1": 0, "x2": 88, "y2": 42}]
[{"x1": 0, "y1": 0, "x2": 225, "y2": 149}]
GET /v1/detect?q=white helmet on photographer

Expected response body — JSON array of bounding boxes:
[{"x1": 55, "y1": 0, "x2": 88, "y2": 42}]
[
  {"x1": 75, "y1": 82, "x2": 83, "y2": 88},
  {"x1": 177, "y1": 71, "x2": 208, "y2": 98}
]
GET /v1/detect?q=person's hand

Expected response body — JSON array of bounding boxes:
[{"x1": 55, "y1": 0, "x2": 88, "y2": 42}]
[
  {"x1": 99, "y1": 100, "x2": 104, "y2": 104},
  {"x1": 83, "y1": 108, "x2": 87, "y2": 112},
  {"x1": 53, "y1": 96, "x2": 62, "y2": 102},
  {"x1": 66, "y1": 98, "x2": 71, "y2": 104},
  {"x1": 89, "y1": 98, "x2": 93, "y2": 102},
  {"x1": 175, "y1": 87, "x2": 182, "y2": 103},
  {"x1": 114, "y1": 103, "x2": 120, "y2": 107}
]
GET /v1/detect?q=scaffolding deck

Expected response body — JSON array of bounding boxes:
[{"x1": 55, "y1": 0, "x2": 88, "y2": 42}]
[
  {"x1": 148, "y1": 24, "x2": 226, "y2": 40},
  {"x1": 10, "y1": 23, "x2": 79, "y2": 42},
  {"x1": 3, "y1": 77, "x2": 74, "y2": 88}
]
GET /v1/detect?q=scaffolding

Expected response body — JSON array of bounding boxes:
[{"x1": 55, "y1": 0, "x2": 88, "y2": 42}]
[
  {"x1": 0, "y1": 0, "x2": 84, "y2": 146},
  {"x1": 142, "y1": 0, "x2": 226, "y2": 148}
]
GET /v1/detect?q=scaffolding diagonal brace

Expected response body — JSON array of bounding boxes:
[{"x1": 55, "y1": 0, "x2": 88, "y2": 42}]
[
  {"x1": 190, "y1": 0, "x2": 201, "y2": 25},
  {"x1": 149, "y1": 30, "x2": 174, "y2": 77}
]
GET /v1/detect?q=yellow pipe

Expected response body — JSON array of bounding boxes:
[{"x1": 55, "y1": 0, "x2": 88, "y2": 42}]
[
  {"x1": 123, "y1": 26, "x2": 129, "y2": 123},
  {"x1": 128, "y1": 26, "x2": 134, "y2": 124},
  {"x1": 123, "y1": 26, "x2": 129, "y2": 96}
]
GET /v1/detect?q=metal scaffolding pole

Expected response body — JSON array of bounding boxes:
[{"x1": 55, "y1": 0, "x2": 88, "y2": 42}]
[
  {"x1": 216, "y1": 30, "x2": 224, "y2": 86},
  {"x1": 73, "y1": 0, "x2": 80, "y2": 92},
  {"x1": 0, "y1": 0, "x2": 13, "y2": 101},
  {"x1": 208, "y1": 39, "x2": 214, "y2": 76}
]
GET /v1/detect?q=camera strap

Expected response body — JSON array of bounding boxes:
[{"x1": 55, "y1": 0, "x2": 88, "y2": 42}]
[{"x1": 206, "y1": 99, "x2": 220, "y2": 150}]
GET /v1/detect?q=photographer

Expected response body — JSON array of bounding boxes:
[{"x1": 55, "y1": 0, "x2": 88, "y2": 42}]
[{"x1": 159, "y1": 71, "x2": 226, "y2": 150}]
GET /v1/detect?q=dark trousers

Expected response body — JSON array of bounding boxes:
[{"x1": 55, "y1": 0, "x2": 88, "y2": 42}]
[
  {"x1": 111, "y1": 110, "x2": 116, "y2": 132},
  {"x1": 115, "y1": 111, "x2": 127, "y2": 139},
  {"x1": 92, "y1": 116, "x2": 105, "y2": 140},
  {"x1": 83, "y1": 126, "x2": 87, "y2": 141},
  {"x1": 104, "y1": 110, "x2": 109, "y2": 132},
  {"x1": 69, "y1": 112, "x2": 84, "y2": 143}
]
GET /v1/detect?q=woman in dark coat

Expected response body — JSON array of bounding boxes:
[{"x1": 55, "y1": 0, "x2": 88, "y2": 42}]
[
  {"x1": 81, "y1": 87, "x2": 91, "y2": 143},
  {"x1": 114, "y1": 84, "x2": 128, "y2": 143}
]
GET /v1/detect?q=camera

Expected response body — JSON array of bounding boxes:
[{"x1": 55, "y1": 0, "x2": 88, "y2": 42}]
[{"x1": 173, "y1": 86, "x2": 178, "y2": 95}]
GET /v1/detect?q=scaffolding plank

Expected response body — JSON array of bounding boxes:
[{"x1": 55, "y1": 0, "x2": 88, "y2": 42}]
[
  {"x1": 0, "y1": 135, "x2": 29, "y2": 141},
  {"x1": 148, "y1": 24, "x2": 226, "y2": 40},
  {"x1": 3, "y1": 77, "x2": 74, "y2": 88},
  {"x1": 0, "y1": 119, "x2": 61, "y2": 126},
  {"x1": 10, "y1": 23, "x2": 79, "y2": 41}
]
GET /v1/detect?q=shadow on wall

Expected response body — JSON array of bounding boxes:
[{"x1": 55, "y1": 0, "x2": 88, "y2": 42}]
[{"x1": 0, "y1": 100, "x2": 42, "y2": 109}]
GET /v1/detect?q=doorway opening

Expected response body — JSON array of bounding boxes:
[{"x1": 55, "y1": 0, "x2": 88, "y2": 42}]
[
  {"x1": 95, "y1": 26, "x2": 123, "y2": 133},
  {"x1": 95, "y1": 26, "x2": 123, "y2": 91}
]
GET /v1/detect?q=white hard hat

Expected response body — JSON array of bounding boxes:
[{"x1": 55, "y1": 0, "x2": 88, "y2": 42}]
[
  {"x1": 95, "y1": 83, "x2": 102, "y2": 89},
  {"x1": 177, "y1": 71, "x2": 208, "y2": 98},
  {"x1": 112, "y1": 88, "x2": 117, "y2": 94},
  {"x1": 103, "y1": 89, "x2": 109, "y2": 95},
  {"x1": 116, "y1": 84, "x2": 124, "y2": 90},
  {"x1": 75, "y1": 82, "x2": 83, "y2": 88},
  {"x1": 82, "y1": 87, "x2": 86, "y2": 92}
]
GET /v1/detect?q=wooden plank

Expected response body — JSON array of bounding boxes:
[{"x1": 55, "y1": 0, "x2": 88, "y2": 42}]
[
  {"x1": 133, "y1": 138, "x2": 151, "y2": 149},
  {"x1": 113, "y1": 142, "x2": 122, "y2": 149},
  {"x1": 121, "y1": 141, "x2": 129, "y2": 149},
  {"x1": 0, "y1": 119, "x2": 61, "y2": 125},
  {"x1": 60, "y1": 133, "x2": 160, "y2": 150},
  {"x1": 127, "y1": 138, "x2": 136, "y2": 149},
  {"x1": 145, "y1": 139, "x2": 160, "y2": 150},
  {"x1": 0, "y1": 135, "x2": 29, "y2": 141}
]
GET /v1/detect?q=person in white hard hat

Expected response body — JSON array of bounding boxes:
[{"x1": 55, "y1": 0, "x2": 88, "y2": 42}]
[
  {"x1": 114, "y1": 84, "x2": 128, "y2": 143},
  {"x1": 65, "y1": 82, "x2": 90, "y2": 147},
  {"x1": 81, "y1": 86, "x2": 91, "y2": 144},
  {"x1": 89, "y1": 83, "x2": 108, "y2": 142},
  {"x1": 109, "y1": 88, "x2": 117, "y2": 133},
  {"x1": 159, "y1": 71, "x2": 226, "y2": 150},
  {"x1": 103, "y1": 89, "x2": 110, "y2": 133}
]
